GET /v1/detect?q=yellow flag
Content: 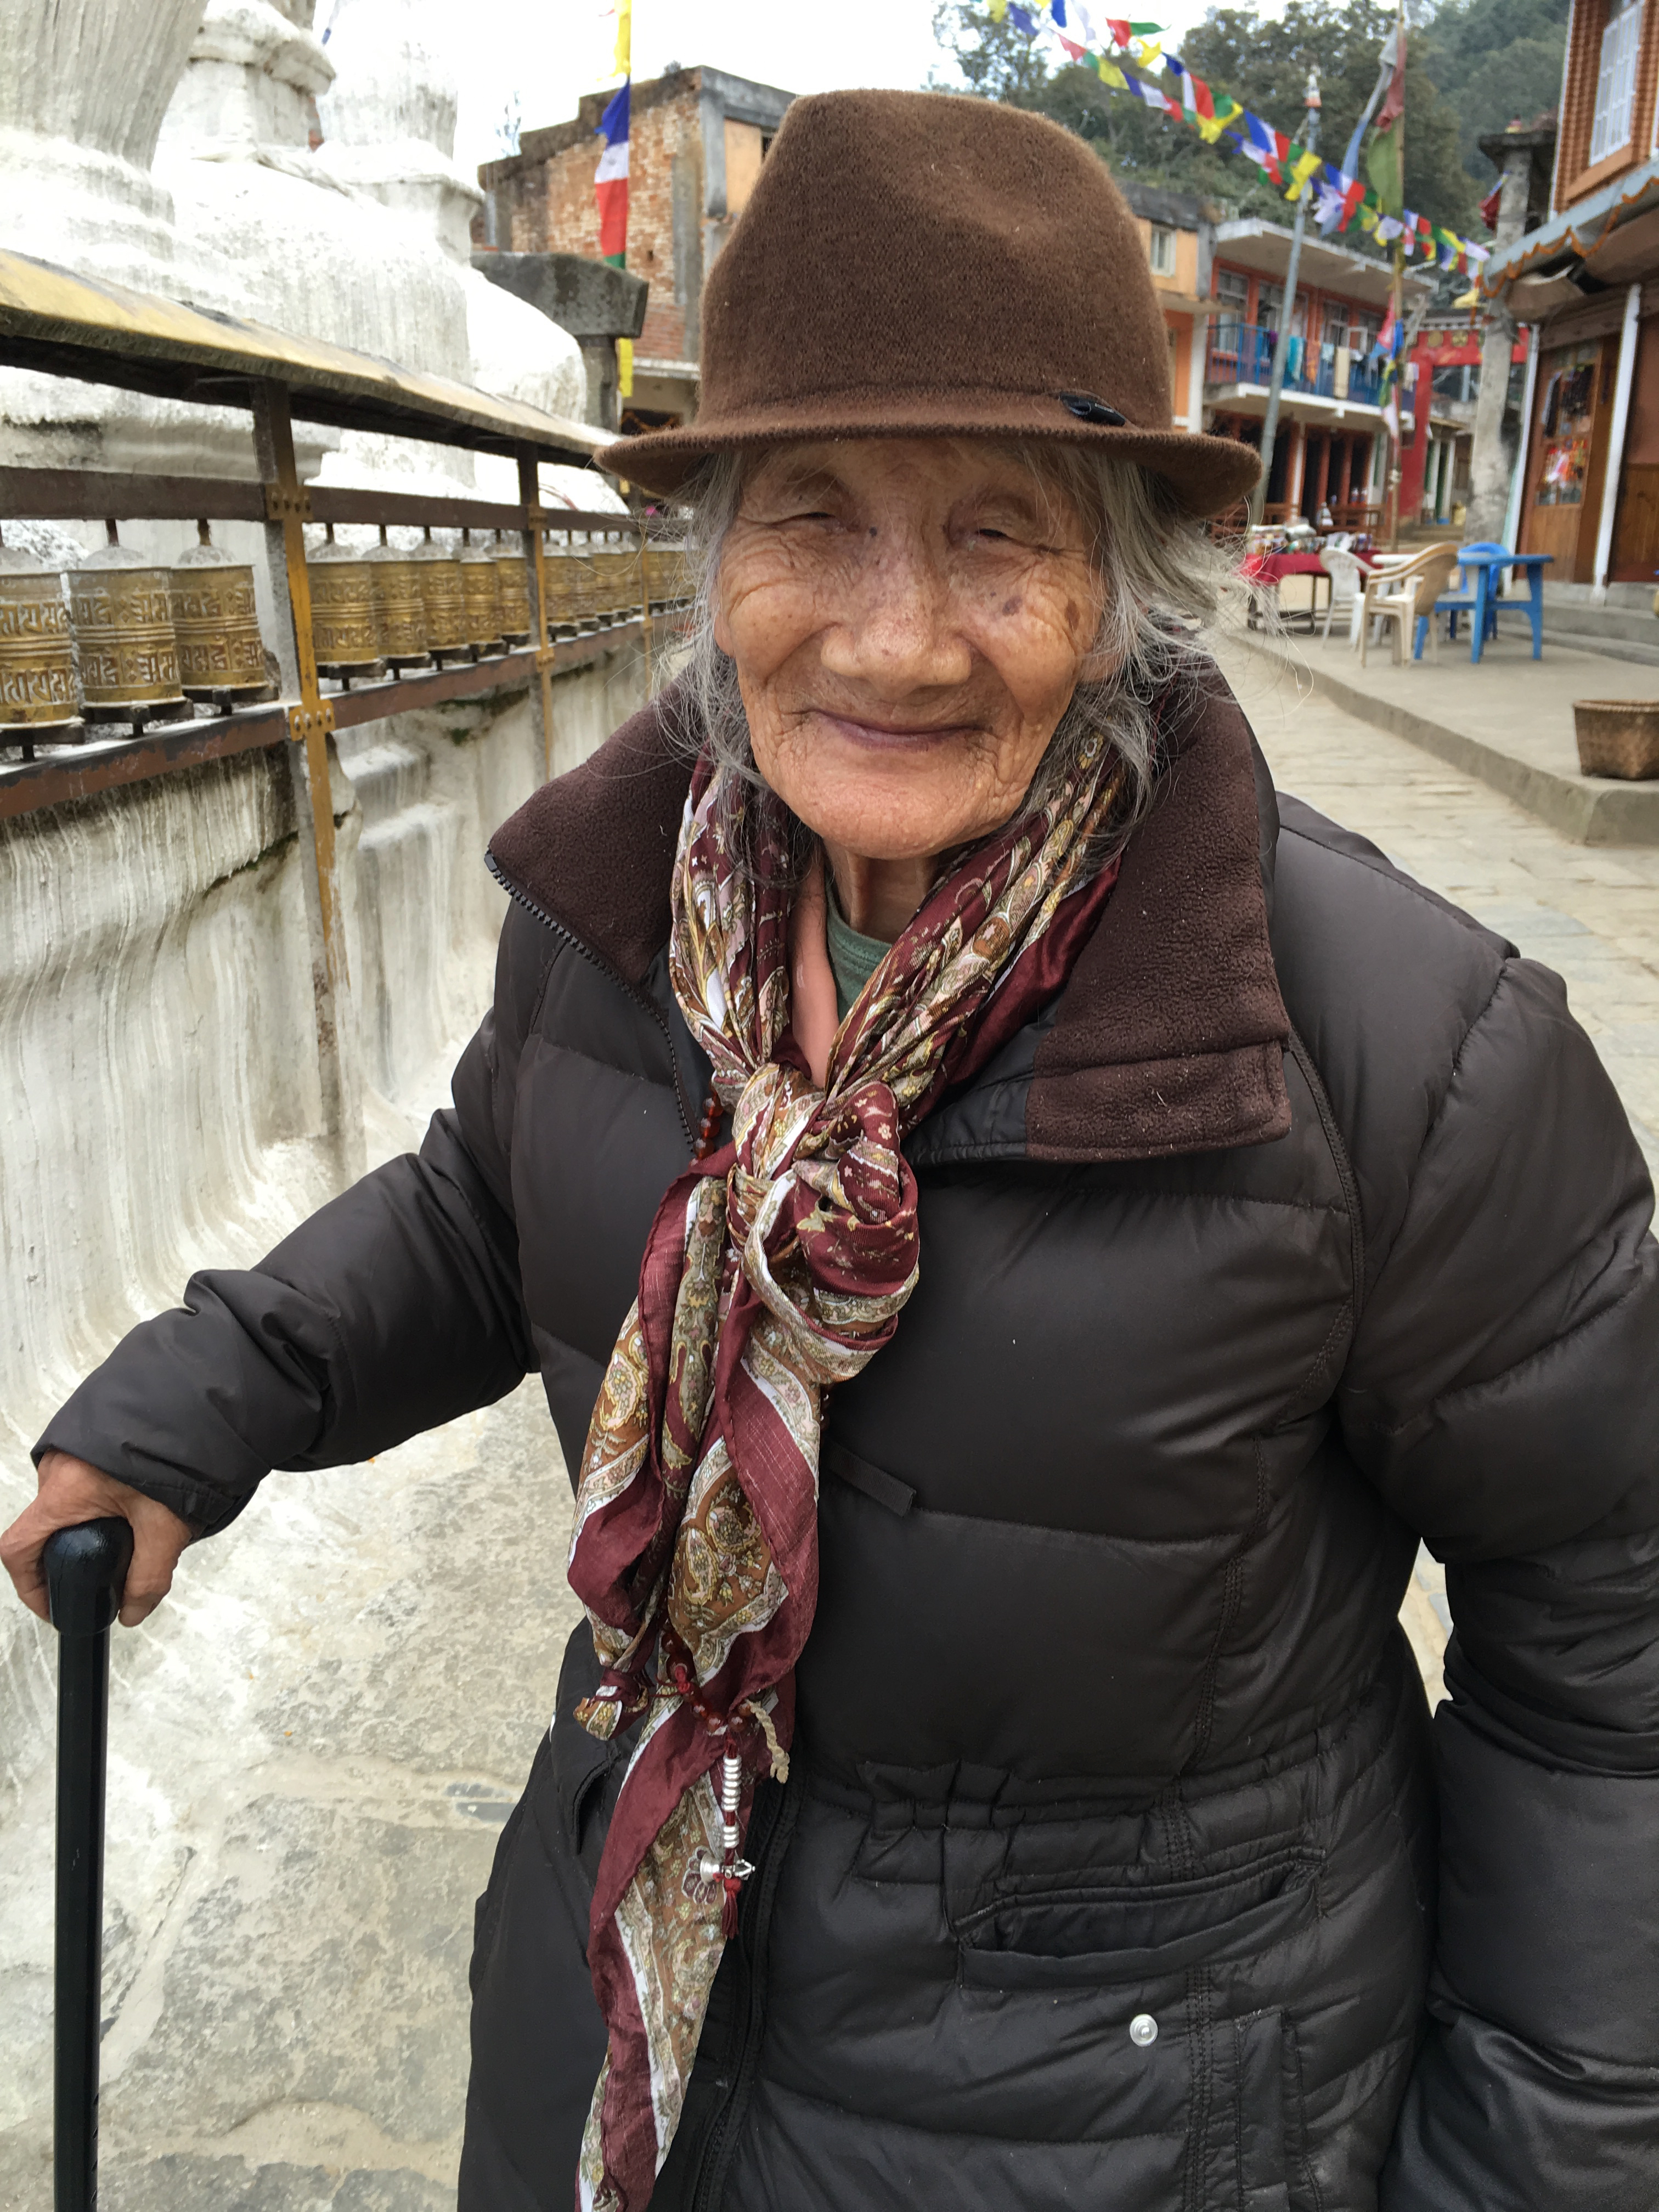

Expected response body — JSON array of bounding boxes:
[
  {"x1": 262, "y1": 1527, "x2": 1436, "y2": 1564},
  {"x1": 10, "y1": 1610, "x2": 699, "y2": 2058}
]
[
  {"x1": 1097, "y1": 53, "x2": 1127, "y2": 85},
  {"x1": 1284, "y1": 148, "x2": 1322, "y2": 201},
  {"x1": 613, "y1": 0, "x2": 631, "y2": 76},
  {"x1": 617, "y1": 336, "x2": 634, "y2": 399},
  {"x1": 989, "y1": 0, "x2": 1009, "y2": 17},
  {"x1": 1132, "y1": 36, "x2": 1161, "y2": 65}
]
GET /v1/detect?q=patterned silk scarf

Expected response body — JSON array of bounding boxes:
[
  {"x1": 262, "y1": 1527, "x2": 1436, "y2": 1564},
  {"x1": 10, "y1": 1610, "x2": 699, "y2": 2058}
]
[{"x1": 569, "y1": 725, "x2": 1128, "y2": 2211}]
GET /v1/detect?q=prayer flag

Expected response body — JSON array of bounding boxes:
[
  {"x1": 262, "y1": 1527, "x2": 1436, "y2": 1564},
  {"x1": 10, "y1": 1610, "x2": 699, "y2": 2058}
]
[
  {"x1": 988, "y1": 0, "x2": 1009, "y2": 18},
  {"x1": 595, "y1": 78, "x2": 629, "y2": 266},
  {"x1": 1008, "y1": 3, "x2": 1039, "y2": 32},
  {"x1": 1098, "y1": 53, "x2": 1127, "y2": 86},
  {"x1": 1285, "y1": 146, "x2": 1323, "y2": 201},
  {"x1": 1058, "y1": 33, "x2": 1087, "y2": 58},
  {"x1": 1049, "y1": 0, "x2": 1067, "y2": 24}
]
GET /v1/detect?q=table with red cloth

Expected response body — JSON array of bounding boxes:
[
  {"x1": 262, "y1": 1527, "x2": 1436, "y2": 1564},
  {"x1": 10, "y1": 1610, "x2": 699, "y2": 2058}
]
[{"x1": 1238, "y1": 546, "x2": 1377, "y2": 629}]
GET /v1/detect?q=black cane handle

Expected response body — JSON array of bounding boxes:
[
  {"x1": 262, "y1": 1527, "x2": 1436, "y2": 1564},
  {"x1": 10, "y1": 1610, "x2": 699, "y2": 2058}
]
[
  {"x1": 44, "y1": 1516, "x2": 132, "y2": 2212},
  {"x1": 45, "y1": 1519, "x2": 133, "y2": 1638}
]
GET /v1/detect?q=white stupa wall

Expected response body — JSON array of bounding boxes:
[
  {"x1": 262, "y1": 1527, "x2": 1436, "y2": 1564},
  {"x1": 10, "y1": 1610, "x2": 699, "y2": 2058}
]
[{"x1": 0, "y1": 0, "x2": 649, "y2": 1788}]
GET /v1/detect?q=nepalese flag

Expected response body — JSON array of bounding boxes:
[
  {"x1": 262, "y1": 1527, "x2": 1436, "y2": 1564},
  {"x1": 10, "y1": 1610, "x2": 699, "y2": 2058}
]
[{"x1": 595, "y1": 80, "x2": 629, "y2": 267}]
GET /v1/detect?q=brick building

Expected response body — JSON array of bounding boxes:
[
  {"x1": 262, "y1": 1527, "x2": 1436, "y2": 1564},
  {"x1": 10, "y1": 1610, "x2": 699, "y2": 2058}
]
[
  {"x1": 1481, "y1": 1, "x2": 1659, "y2": 585},
  {"x1": 476, "y1": 66, "x2": 794, "y2": 430}
]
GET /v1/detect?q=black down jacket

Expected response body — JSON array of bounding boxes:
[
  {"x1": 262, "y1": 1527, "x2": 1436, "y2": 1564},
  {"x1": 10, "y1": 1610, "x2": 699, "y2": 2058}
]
[{"x1": 43, "y1": 670, "x2": 1659, "y2": 2212}]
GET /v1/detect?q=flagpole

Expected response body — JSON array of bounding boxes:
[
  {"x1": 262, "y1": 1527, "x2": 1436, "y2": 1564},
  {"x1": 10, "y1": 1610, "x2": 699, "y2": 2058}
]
[
  {"x1": 1249, "y1": 70, "x2": 1319, "y2": 528},
  {"x1": 1384, "y1": 0, "x2": 1406, "y2": 549}
]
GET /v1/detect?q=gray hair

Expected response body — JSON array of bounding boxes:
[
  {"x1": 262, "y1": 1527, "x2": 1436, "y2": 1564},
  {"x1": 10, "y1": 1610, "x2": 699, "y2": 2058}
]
[{"x1": 662, "y1": 441, "x2": 1241, "y2": 883}]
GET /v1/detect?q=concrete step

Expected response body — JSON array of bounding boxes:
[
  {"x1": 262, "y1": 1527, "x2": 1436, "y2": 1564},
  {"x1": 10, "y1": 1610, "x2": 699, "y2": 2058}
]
[
  {"x1": 1542, "y1": 627, "x2": 1659, "y2": 668},
  {"x1": 1539, "y1": 606, "x2": 1659, "y2": 645}
]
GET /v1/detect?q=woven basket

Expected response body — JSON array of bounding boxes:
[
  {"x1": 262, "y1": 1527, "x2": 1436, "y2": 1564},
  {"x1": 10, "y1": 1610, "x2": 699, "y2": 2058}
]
[{"x1": 1573, "y1": 700, "x2": 1659, "y2": 780}]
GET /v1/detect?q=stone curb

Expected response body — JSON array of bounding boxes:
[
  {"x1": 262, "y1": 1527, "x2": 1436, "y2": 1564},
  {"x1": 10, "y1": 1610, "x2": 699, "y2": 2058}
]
[{"x1": 1237, "y1": 631, "x2": 1659, "y2": 847}]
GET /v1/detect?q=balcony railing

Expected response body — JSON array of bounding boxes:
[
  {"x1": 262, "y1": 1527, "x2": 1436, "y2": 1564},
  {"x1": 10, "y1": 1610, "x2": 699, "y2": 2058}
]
[{"x1": 1205, "y1": 321, "x2": 1383, "y2": 408}]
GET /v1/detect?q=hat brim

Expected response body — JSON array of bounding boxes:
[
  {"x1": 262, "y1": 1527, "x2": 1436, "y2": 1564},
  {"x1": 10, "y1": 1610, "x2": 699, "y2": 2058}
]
[{"x1": 601, "y1": 385, "x2": 1262, "y2": 519}]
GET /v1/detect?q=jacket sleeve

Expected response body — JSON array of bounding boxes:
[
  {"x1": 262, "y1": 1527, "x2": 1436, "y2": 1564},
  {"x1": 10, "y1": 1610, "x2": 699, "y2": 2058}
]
[
  {"x1": 1334, "y1": 956, "x2": 1659, "y2": 2210},
  {"x1": 35, "y1": 908, "x2": 552, "y2": 1537}
]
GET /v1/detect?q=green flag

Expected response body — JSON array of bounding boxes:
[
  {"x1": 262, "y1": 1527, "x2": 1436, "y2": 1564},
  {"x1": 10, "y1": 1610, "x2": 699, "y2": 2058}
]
[{"x1": 1366, "y1": 117, "x2": 1403, "y2": 213}]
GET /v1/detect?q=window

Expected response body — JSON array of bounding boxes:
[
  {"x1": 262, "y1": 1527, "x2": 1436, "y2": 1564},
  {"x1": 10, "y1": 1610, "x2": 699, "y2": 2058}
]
[
  {"x1": 1149, "y1": 224, "x2": 1177, "y2": 275},
  {"x1": 1589, "y1": 0, "x2": 1642, "y2": 165}
]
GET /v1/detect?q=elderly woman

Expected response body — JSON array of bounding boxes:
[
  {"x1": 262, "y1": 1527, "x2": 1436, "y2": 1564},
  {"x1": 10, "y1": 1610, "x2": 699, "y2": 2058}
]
[{"x1": 6, "y1": 89, "x2": 1658, "y2": 2212}]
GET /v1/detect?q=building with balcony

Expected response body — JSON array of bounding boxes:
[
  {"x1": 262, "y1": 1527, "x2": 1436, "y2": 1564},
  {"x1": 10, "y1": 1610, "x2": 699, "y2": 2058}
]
[
  {"x1": 1477, "y1": 4, "x2": 1659, "y2": 589},
  {"x1": 1200, "y1": 219, "x2": 1435, "y2": 522}
]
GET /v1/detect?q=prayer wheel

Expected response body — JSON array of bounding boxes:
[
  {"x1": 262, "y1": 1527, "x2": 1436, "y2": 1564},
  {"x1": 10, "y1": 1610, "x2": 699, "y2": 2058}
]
[
  {"x1": 459, "y1": 529, "x2": 504, "y2": 654},
  {"x1": 594, "y1": 538, "x2": 639, "y2": 620},
  {"x1": 415, "y1": 526, "x2": 470, "y2": 661},
  {"x1": 0, "y1": 529, "x2": 83, "y2": 743},
  {"x1": 70, "y1": 521, "x2": 191, "y2": 725},
  {"x1": 364, "y1": 526, "x2": 431, "y2": 673},
  {"x1": 541, "y1": 531, "x2": 580, "y2": 634},
  {"x1": 308, "y1": 524, "x2": 385, "y2": 680},
  {"x1": 170, "y1": 522, "x2": 273, "y2": 706},
  {"x1": 491, "y1": 529, "x2": 532, "y2": 645}
]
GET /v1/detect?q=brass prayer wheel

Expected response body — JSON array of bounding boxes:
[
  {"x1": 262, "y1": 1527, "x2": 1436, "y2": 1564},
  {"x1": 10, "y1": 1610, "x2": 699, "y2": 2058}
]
[
  {"x1": 594, "y1": 539, "x2": 638, "y2": 619},
  {"x1": 170, "y1": 521, "x2": 273, "y2": 706},
  {"x1": 459, "y1": 529, "x2": 504, "y2": 653},
  {"x1": 541, "y1": 531, "x2": 579, "y2": 633},
  {"x1": 491, "y1": 529, "x2": 531, "y2": 645},
  {"x1": 415, "y1": 526, "x2": 469, "y2": 659},
  {"x1": 70, "y1": 521, "x2": 191, "y2": 724},
  {"x1": 308, "y1": 523, "x2": 385, "y2": 679},
  {"x1": 364, "y1": 526, "x2": 431, "y2": 671},
  {"x1": 0, "y1": 529, "x2": 82, "y2": 742}
]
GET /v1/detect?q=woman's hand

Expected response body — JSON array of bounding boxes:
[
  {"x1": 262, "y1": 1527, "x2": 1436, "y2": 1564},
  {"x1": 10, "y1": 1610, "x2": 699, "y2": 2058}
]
[{"x1": 1, "y1": 1453, "x2": 192, "y2": 1628}]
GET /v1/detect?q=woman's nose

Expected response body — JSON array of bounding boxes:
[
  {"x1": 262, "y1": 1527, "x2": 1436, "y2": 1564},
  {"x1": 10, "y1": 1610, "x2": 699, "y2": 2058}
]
[{"x1": 817, "y1": 538, "x2": 974, "y2": 693}]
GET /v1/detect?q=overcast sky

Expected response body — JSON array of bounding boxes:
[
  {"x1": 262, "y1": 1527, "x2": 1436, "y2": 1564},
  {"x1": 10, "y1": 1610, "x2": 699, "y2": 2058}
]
[{"x1": 451, "y1": 0, "x2": 1221, "y2": 171}]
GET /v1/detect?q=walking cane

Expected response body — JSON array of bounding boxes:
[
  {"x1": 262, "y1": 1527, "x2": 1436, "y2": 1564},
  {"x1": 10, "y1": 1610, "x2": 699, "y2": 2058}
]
[{"x1": 44, "y1": 1518, "x2": 132, "y2": 2212}]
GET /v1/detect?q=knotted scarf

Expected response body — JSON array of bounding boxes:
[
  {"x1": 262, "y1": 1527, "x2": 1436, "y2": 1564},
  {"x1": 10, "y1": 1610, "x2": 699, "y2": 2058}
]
[{"x1": 568, "y1": 724, "x2": 1130, "y2": 2211}]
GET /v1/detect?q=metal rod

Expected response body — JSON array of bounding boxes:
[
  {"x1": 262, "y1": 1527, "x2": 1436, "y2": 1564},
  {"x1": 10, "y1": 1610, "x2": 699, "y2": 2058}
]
[
  {"x1": 1251, "y1": 71, "x2": 1321, "y2": 526},
  {"x1": 517, "y1": 447, "x2": 558, "y2": 781},
  {"x1": 45, "y1": 1519, "x2": 133, "y2": 2212}
]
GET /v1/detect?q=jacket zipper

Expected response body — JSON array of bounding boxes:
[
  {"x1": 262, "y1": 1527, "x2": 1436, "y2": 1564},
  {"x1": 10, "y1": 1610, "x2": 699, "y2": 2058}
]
[
  {"x1": 688, "y1": 1765, "x2": 802, "y2": 2212},
  {"x1": 486, "y1": 847, "x2": 698, "y2": 1153}
]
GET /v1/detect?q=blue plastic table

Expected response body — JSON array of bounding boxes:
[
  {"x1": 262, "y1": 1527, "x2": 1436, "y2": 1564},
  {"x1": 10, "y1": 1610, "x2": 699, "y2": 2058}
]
[{"x1": 1415, "y1": 546, "x2": 1553, "y2": 663}]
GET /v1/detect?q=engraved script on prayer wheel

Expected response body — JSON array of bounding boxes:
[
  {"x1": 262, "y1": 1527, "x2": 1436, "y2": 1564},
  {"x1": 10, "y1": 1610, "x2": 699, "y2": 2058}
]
[
  {"x1": 364, "y1": 526, "x2": 431, "y2": 672},
  {"x1": 70, "y1": 521, "x2": 191, "y2": 723},
  {"x1": 308, "y1": 523, "x2": 385, "y2": 679},
  {"x1": 415, "y1": 527, "x2": 469, "y2": 659},
  {"x1": 0, "y1": 529, "x2": 82, "y2": 741},
  {"x1": 171, "y1": 521, "x2": 273, "y2": 705},
  {"x1": 491, "y1": 530, "x2": 531, "y2": 645},
  {"x1": 459, "y1": 529, "x2": 504, "y2": 653}
]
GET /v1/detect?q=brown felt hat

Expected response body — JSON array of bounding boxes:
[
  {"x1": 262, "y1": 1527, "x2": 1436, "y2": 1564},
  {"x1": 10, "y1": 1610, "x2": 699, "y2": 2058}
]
[{"x1": 603, "y1": 88, "x2": 1260, "y2": 517}]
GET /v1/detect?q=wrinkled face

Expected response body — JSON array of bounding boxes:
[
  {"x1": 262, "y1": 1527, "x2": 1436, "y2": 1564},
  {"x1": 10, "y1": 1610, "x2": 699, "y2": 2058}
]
[{"x1": 711, "y1": 438, "x2": 1111, "y2": 864}]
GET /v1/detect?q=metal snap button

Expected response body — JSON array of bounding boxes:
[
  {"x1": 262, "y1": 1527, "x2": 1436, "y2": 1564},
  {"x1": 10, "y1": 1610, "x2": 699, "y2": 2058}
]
[{"x1": 1129, "y1": 2013, "x2": 1158, "y2": 2047}]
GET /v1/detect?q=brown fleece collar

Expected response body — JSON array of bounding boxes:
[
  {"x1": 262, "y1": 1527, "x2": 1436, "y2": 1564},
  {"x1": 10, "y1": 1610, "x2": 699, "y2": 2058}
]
[{"x1": 487, "y1": 667, "x2": 1291, "y2": 1163}]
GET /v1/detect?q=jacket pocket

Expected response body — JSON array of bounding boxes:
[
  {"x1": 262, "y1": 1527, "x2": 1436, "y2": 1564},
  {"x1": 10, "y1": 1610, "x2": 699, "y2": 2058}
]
[
  {"x1": 1231, "y1": 2008, "x2": 1292, "y2": 2212},
  {"x1": 956, "y1": 1852, "x2": 1318, "y2": 1992}
]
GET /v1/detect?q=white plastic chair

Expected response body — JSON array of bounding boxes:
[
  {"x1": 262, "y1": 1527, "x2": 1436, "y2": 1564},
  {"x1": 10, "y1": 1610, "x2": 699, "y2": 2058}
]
[
  {"x1": 1358, "y1": 567, "x2": 1424, "y2": 666},
  {"x1": 1319, "y1": 545, "x2": 1367, "y2": 644}
]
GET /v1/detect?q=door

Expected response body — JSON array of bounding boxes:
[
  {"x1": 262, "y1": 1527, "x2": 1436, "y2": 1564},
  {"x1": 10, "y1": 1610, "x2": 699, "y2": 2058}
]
[{"x1": 1522, "y1": 338, "x2": 1615, "y2": 582}]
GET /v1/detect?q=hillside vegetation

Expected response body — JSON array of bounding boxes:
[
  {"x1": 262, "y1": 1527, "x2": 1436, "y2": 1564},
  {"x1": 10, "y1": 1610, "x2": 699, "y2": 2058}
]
[{"x1": 933, "y1": 0, "x2": 1568, "y2": 242}]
